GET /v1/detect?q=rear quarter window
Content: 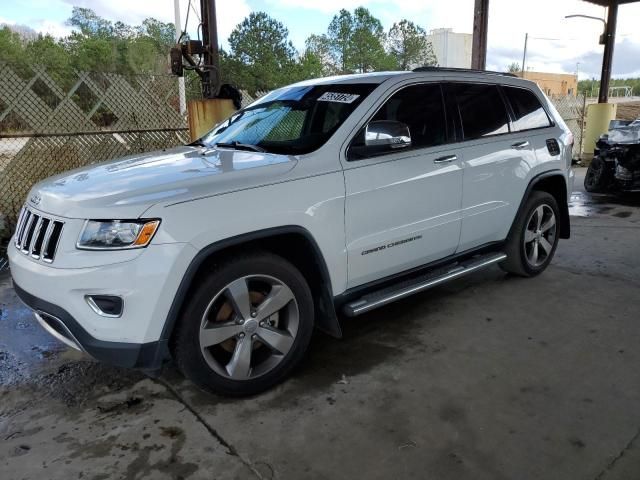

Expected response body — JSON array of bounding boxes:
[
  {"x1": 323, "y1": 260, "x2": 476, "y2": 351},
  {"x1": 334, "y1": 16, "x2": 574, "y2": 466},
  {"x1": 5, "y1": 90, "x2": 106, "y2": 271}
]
[{"x1": 503, "y1": 86, "x2": 552, "y2": 131}]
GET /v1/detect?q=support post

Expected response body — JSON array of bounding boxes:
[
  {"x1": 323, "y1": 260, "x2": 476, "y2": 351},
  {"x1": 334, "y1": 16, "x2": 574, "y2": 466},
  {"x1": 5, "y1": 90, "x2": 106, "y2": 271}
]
[
  {"x1": 200, "y1": 0, "x2": 220, "y2": 99},
  {"x1": 173, "y1": 0, "x2": 186, "y2": 114},
  {"x1": 598, "y1": 3, "x2": 618, "y2": 104},
  {"x1": 521, "y1": 33, "x2": 528, "y2": 74},
  {"x1": 471, "y1": 0, "x2": 489, "y2": 70}
]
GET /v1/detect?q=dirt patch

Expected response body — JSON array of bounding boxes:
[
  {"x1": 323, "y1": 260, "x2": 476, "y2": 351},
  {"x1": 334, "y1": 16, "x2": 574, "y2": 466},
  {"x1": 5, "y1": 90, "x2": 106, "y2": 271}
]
[{"x1": 32, "y1": 361, "x2": 145, "y2": 407}]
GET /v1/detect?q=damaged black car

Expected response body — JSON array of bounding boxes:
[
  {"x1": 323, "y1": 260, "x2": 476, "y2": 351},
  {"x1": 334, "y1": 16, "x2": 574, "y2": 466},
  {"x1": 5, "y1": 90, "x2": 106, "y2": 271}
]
[{"x1": 585, "y1": 118, "x2": 640, "y2": 193}]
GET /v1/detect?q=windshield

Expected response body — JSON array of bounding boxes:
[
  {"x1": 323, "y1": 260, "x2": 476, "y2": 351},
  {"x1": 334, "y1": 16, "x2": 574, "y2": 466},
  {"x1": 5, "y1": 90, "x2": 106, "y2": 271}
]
[{"x1": 199, "y1": 83, "x2": 376, "y2": 155}]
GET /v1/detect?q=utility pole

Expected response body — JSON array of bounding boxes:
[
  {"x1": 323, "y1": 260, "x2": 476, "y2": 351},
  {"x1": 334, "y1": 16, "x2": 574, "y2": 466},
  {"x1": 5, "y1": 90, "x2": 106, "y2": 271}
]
[
  {"x1": 471, "y1": 0, "x2": 489, "y2": 70},
  {"x1": 521, "y1": 33, "x2": 528, "y2": 75},
  {"x1": 173, "y1": 0, "x2": 187, "y2": 114},
  {"x1": 200, "y1": 0, "x2": 220, "y2": 99},
  {"x1": 170, "y1": 0, "x2": 234, "y2": 140}
]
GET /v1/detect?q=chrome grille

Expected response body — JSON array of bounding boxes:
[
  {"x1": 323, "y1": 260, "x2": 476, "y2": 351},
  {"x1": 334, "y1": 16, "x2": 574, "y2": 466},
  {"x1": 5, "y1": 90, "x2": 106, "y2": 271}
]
[{"x1": 14, "y1": 206, "x2": 64, "y2": 263}]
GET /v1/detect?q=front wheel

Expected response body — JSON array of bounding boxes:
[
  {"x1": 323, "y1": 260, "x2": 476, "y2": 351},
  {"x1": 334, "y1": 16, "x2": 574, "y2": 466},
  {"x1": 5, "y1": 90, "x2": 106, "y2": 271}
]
[
  {"x1": 584, "y1": 157, "x2": 611, "y2": 193},
  {"x1": 500, "y1": 191, "x2": 560, "y2": 277},
  {"x1": 172, "y1": 252, "x2": 314, "y2": 396}
]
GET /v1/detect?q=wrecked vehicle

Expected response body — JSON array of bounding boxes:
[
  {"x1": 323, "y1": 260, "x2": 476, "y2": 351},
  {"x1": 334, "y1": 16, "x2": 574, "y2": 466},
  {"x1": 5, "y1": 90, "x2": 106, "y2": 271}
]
[{"x1": 585, "y1": 118, "x2": 640, "y2": 193}]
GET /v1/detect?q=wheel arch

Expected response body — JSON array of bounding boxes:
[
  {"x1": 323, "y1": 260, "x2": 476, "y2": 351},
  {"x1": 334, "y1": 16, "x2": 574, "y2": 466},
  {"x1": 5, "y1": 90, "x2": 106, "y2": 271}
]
[
  {"x1": 160, "y1": 226, "x2": 342, "y2": 354},
  {"x1": 514, "y1": 171, "x2": 571, "y2": 239}
]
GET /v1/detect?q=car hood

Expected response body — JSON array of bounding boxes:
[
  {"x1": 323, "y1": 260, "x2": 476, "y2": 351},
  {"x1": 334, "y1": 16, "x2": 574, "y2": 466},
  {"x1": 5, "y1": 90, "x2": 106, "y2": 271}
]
[{"x1": 27, "y1": 146, "x2": 297, "y2": 219}]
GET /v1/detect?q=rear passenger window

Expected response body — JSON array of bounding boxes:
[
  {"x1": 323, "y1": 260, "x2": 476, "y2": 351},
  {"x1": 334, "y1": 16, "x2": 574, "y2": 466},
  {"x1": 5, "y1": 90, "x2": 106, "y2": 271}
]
[
  {"x1": 451, "y1": 84, "x2": 509, "y2": 139},
  {"x1": 503, "y1": 86, "x2": 552, "y2": 130},
  {"x1": 370, "y1": 83, "x2": 447, "y2": 149}
]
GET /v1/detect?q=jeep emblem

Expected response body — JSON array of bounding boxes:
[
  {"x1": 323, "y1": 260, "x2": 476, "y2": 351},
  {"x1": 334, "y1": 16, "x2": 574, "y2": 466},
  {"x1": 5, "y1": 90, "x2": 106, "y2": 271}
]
[{"x1": 30, "y1": 194, "x2": 41, "y2": 206}]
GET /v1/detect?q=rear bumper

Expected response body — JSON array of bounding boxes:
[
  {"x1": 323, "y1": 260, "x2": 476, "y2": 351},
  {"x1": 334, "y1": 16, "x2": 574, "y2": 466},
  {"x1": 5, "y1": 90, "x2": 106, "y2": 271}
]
[{"x1": 14, "y1": 281, "x2": 166, "y2": 369}]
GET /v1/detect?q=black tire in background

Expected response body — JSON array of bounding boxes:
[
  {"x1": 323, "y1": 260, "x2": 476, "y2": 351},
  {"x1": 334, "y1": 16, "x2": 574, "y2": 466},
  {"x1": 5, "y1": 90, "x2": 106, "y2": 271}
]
[
  {"x1": 171, "y1": 252, "x2": 314, "y2": 396},
  {"x1": 584, "y1": 157, "x2": 611, "y2": 193},
  {"x1": 500, "y1": 191, "x2": 561, "y2": 277}
]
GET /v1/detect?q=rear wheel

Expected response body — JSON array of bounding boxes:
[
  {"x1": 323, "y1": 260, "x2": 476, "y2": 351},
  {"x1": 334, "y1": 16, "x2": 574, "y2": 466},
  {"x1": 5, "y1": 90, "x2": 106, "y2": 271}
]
[
  {"x1": 172, "y1": 252, "x2": 314, "y2": 396},
  {"x1": 500, "y1": 191, "x2": 560, "y2": 277}
]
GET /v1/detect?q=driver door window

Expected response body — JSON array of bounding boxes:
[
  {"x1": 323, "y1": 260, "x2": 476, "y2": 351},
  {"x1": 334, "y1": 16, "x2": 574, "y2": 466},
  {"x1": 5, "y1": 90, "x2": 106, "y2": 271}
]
[{"x1": 370, "y1": 84, "x2": 447, "y2": 150}]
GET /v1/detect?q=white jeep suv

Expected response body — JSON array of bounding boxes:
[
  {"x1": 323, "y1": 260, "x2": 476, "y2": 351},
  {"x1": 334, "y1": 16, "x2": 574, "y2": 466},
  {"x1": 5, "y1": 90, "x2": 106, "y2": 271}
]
[{"x1": 9, "y1": 68, "x2": 574, "y2": 395}]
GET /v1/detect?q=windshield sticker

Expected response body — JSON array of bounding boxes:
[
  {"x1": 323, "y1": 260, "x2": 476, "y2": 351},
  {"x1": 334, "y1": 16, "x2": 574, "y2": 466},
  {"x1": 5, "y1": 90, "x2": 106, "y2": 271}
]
[{"x1": 317, "y1": 92, "x2": 361, "y2": 104}]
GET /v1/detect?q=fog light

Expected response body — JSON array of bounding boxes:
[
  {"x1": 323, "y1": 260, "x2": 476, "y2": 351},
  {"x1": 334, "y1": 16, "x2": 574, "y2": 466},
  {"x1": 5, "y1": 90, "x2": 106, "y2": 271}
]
[{"x1": 86, "y1": 295, "x2": 124, "y2": 317}]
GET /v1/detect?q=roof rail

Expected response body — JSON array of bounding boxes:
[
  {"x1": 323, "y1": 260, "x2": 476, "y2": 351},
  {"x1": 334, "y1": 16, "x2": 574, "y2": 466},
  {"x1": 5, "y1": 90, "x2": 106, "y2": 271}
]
[{"x1": 412, "y1": 66, "x2": 517, "y2": 77}]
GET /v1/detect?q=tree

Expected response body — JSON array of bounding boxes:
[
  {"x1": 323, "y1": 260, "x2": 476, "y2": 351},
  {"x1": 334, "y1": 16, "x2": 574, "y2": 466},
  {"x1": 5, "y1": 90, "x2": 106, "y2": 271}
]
[
  {"x1": 227, "y1": 12, "x2": 297, "y2": 92},
  {"x1": 350, "y1": 7, "x2": 392, "y2": 73},
  {"x1": 24, "y1": 34, "x2": 71, "y2": 75},
  {"x1": 0, "y1": 26, "x2": 26, "y2": 66},
  {"x1": 388, "y1": 20, "x2": 437, "y2": 70},
  {"x1": 292, "y1": 49, "x2": 325, "y2": 82},
  {"x1": 507, "y1": 62, "x2": 521, "y2": 73},
  {"x1": 326, "y1": 7, "x2": 392, "y2": 74},
  {"x1": 305, "y1": 34, "x2": 338, "y2": 76},
  {"x1": 327, "y1": 9, "x2": 353, "y2": 73},
  {"x1": 69, "y1": 7, "x2": 114, "y2": 38}
]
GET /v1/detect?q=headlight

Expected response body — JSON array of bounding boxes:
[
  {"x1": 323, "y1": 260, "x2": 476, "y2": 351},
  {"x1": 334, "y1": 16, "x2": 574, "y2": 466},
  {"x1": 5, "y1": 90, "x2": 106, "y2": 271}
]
[{"x1": 77, "y1": 219, "x2": 160, "y2": 250}]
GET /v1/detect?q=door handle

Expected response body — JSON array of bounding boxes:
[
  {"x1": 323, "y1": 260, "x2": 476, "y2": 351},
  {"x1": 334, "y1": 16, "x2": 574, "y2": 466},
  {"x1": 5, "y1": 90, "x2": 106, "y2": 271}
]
[
  {"x1": 434, "y1": 154, "x2": 458, "y2": 164},
  {"x1": 511, "y1": 141, "x2": 530, "y2": 150}
]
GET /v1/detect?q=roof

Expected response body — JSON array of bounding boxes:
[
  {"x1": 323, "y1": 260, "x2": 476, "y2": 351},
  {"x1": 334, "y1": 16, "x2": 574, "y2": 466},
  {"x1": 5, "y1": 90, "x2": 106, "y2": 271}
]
[
  {"x1": 584, "y1": 0, "x2": 639, "y2": 5},
  {"x1": 289, "y1": 68, "x2": 521, "y2": 88},
  {"x1": 290, "y1": 72, "x2": 406, "y2": 86}
]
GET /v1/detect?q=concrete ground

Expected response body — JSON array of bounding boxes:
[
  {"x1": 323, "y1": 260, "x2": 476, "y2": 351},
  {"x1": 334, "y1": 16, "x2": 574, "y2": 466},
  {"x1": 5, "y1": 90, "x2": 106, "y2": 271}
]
[{"x1": 1, "y1": 168, "x2": 639, "y2": 480}]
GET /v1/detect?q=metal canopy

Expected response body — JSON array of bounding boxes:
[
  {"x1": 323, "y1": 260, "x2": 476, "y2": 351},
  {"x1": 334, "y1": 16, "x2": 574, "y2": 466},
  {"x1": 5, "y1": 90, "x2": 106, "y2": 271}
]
[
  {"x1": 471, "y1": 0, "x2": 639, "y2": 103},
  {"x1": 587, "y1": 0, "x2": 640, "y2": 102},
  {"x1": 584, "y1": 0, "x2": 638, "y2": 6}
]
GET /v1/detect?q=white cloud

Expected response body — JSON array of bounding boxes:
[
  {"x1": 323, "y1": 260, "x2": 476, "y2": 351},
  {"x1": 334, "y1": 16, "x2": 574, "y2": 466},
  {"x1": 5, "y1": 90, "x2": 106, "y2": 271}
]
[
  {"x1": 265, "y1": 0, "x2": 472, "y2": 32},
  {"x1": 484, "y1": 0, "x2": 640, "y2": 78},
  {"x1": 37, "y1": 19, "x2": 73, "y2": 38},
  {"x1": 1, "y1": 15, "x2": 72, "y2": 39},
  {"x1": 216, "y1": 0, "x2": 252, "y2": 47}
]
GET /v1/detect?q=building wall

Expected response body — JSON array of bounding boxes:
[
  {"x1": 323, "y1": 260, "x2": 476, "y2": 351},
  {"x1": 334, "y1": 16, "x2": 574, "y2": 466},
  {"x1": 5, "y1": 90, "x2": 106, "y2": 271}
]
[
  {"x1": 426, "y1": 28, "x2": 472, "y2": 68},
  {"x1": 514, "y1": 71, "x2": 578, "y2": 96}
]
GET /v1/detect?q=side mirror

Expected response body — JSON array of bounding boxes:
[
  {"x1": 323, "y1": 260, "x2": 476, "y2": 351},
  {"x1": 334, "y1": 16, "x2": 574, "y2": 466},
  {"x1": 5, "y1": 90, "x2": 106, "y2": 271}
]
[
  {"x1": 349, "y1": 120, "x2": 412, "y2": 159},
  {"x1": 365, "y1": 120, "x2": 412, "y2": 149}
]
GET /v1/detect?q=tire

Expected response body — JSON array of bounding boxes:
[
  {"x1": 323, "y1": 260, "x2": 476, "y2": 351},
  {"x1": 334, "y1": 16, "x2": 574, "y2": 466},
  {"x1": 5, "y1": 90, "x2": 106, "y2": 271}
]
[
  {"x1": 499, "y1": 191, "x2": 560, "y2": 277},
  {"x1": 171, "y1": 252, "x2": 314, "y2": 396},
  {"x1": 584, "y1": 157, "x2": 609, "y2": 193}
]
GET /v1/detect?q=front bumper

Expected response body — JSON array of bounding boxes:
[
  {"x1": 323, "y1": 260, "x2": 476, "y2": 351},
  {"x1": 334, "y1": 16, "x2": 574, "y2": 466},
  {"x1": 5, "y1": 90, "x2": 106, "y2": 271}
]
[
  {"x1": 8, "y1": 239, "x2": 198, "y2": 369},
  {"x1": 14, "y1": 282, "x2": 164, "y2": 369}
]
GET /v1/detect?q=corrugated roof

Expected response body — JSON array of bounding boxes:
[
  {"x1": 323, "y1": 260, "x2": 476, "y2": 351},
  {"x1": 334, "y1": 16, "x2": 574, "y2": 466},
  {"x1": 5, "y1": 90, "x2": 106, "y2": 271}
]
[{"x1": 583, "y1": 0, "x2": 639, "y2": 6}]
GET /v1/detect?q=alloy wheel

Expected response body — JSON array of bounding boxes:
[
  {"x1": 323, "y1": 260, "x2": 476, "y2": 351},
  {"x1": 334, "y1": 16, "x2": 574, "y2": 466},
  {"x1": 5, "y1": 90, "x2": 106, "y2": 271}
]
[
  {"x1": 523, "y1": 204, "x2": 557, "y2": 267},
  {"x1": 198, "y1": 275, "x2": 299, "y2": 380}
]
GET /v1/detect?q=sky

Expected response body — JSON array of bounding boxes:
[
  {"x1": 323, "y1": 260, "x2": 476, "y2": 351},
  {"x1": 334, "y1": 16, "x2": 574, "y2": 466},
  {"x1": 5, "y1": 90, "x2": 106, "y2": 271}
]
[{"x1": 1, "y1": 0, "x2": 639, "y2": 79}]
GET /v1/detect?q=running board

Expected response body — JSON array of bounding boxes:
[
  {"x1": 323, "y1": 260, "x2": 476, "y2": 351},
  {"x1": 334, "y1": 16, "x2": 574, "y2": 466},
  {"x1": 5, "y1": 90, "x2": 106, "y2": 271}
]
[{"x1": 343, "y1": 252, "x2": 507, "y2": 317}]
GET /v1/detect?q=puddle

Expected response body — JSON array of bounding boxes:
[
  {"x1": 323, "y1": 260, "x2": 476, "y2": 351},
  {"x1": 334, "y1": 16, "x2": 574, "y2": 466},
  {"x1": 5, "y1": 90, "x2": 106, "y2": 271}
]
[
  {"x1": 569, "y1": 191, "x2": 639, "y2": 218},
  {"x1": 569, "y1": 192, "x2": 604, "y2": 217},
  {"x1": 0, "y1": 275, "x2": 86, "y2": 386}
]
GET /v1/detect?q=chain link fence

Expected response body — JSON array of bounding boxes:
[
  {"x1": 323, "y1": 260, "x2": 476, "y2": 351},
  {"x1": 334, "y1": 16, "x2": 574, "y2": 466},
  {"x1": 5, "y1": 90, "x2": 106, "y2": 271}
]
[
  {"x1": 0, "y1": 64, "x2": 270, "y2": 238},
  {"x1": 549, "y1": 94, "x2": 586, "y2": 159},
  {"x1": 0, "y1": 64, "x2": 195, "y2": 234}
]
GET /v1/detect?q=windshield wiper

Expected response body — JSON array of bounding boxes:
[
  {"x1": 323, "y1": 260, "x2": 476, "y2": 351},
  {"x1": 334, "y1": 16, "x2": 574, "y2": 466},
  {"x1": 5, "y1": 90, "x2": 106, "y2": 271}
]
[
  {"x1": 214, "y1": 141, "x2": 266, "y2": 153},
  {"x1": 190, "y1": 139, "x2": 209, "y2": 147}
]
